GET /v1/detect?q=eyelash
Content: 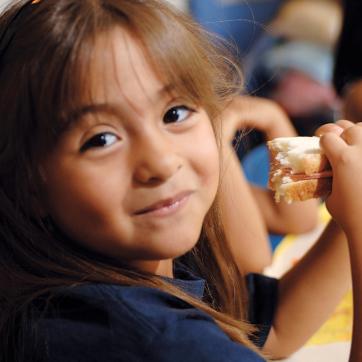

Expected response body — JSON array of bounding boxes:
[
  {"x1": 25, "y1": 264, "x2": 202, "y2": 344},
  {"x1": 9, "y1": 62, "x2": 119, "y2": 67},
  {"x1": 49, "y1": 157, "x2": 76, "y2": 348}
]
[
  {"x1": 163, "y1": 105, "x2": 194, "y2": 124},
  {"x1": 79, "y1": 105, "x2": 195, "y2": 152},
  {"x1": 80, "y1": 132, "x2": 119, "y2": 152}
]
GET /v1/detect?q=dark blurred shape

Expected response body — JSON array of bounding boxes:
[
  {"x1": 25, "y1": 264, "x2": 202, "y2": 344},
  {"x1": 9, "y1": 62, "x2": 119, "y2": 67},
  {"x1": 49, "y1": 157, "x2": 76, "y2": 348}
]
[
  {"x1": 341, "y1": 80, "x2": 362, "y2": 123},
  {"x1": 333, "y1": 1, "x2": 362, "y2": 96}
]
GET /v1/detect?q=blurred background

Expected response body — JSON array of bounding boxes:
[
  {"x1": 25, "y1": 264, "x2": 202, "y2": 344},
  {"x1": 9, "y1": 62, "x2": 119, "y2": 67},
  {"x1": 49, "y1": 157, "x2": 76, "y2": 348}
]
[
  {"x1": 166, "y1": 0, "x2": 343, "y2": 155},
  {"x1": 0, "y1": 0, "x2": 344, "y2": 154}
]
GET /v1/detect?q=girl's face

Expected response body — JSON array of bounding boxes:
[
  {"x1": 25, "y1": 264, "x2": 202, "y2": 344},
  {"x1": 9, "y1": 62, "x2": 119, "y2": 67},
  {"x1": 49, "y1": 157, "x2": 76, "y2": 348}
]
[{"x1": 41, "y1": 28, "x2": 220, "y2": 276}]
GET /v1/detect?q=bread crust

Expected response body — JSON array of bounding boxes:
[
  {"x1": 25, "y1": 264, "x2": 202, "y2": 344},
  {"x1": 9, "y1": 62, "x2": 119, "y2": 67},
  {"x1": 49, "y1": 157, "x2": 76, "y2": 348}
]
[{"x1": 274, "y1": 178, "x2": 332, "y2": 203}]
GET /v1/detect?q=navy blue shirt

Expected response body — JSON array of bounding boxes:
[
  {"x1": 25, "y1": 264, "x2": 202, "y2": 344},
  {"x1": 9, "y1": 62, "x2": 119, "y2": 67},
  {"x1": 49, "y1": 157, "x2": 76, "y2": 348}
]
[{"x1": 38, "y1": 268, "x2": 277, "y2": 361}]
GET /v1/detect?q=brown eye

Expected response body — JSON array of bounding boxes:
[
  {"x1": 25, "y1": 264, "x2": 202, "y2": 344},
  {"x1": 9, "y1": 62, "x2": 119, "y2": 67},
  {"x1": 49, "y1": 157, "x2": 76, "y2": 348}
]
[
  {"x1": 163, "y1": 106, "x2": 193, "y2": 124},
  {"x1": 80, "y1": 133, "x2": 118, "y2": 152}
]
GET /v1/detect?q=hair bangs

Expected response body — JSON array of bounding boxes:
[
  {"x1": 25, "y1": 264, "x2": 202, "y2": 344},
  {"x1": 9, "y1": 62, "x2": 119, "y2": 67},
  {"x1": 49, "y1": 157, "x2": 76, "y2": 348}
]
[{"x1": 102, "y1": 0, "x2": 243, "y2": 121}]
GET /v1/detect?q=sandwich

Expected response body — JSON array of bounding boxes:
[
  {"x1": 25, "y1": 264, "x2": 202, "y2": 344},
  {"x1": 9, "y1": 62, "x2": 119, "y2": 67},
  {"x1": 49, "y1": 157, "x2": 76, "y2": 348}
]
[{"x1": 267, "y1": 136, "x2": 332, "y2": 203}]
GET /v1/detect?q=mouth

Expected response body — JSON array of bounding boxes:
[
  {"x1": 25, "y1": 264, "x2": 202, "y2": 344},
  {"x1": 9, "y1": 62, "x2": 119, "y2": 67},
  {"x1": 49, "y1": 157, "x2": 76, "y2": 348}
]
[{"x1": 134, "y1": 191, "x2": 193, "y2": 216}]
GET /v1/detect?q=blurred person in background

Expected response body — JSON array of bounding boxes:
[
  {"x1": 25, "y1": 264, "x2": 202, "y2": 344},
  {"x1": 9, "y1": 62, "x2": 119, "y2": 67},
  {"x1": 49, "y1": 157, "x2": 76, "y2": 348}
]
[
  {"x1": 244, "y1": 0, "x2": 343, "y2": 140},
  {"x1": 189, "y1": 0, "x2": 343, "y2": 154}
]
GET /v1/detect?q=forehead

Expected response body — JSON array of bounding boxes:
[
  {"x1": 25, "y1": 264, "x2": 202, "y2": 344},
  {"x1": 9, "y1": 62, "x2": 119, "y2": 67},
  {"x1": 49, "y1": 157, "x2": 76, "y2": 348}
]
[{"x1": 86, "y1": 27, "x2": 166, "y2": 106}]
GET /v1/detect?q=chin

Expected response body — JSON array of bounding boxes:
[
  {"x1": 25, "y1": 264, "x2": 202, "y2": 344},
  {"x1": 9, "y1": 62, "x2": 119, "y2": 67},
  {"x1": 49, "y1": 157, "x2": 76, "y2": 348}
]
[
  {"x1": 158, "y1": 242, "x2": 197, "y2": 260},
  {"x1": 145, "y1": 233, "x2": 200, "y2": 260}
]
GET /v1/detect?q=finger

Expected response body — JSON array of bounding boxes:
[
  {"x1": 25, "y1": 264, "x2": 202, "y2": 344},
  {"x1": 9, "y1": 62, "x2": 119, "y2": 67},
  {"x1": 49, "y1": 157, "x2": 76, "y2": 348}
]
[
  {"x1": 320, "y1": 132, "x2": 347, "y2": 166},
  {"x1": 340, "y1": 124, "x2": 362, "y2": 145},
  {"x1": 315, "y1": 123, "x2": 344, "y2": 137},
  {"x1": 335, "y1": 119, "x2": 355, "y2": 129}
]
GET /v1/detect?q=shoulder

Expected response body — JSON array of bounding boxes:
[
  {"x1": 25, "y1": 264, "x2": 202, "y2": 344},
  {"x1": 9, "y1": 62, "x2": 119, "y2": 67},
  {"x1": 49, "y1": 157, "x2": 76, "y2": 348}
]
[
  {"x1": 39, "y1": 283, "x2": 197, "y2": 361},
  {"x1": 38, "y1": 283, "x2": 265, "y2": 362}
]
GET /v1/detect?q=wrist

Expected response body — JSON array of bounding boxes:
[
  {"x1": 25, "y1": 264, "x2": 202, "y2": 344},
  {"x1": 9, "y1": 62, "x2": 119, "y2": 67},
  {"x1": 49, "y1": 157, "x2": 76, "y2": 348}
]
[
  {"x1": 260, "y1": 103, "x2": 297, "y2": 139},
  {"x1": 267, "y1": 113, "x2": 297, "y2": 139}
]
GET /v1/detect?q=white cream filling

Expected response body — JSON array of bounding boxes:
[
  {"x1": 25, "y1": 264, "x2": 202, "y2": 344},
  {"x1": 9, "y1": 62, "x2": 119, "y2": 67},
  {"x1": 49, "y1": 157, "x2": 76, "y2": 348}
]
[{"x1": 271, "y1": 136, "x2": 322, "y2": 173}]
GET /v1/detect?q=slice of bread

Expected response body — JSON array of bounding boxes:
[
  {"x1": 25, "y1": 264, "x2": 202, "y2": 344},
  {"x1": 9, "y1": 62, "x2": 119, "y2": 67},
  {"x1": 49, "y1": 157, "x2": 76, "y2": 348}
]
[
  {"x1": 267, "y1": 137, "x2": 332, "y2": 203},
  {"x1": 273, "y1": 178, "x2": 332, "y2": 203}
]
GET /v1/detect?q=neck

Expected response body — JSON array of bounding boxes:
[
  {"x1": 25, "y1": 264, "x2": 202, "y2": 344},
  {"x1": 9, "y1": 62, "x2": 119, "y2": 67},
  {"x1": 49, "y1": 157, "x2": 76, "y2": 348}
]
[{"x1": 130, "y1": 259, "x2": 174, "y2": 278}]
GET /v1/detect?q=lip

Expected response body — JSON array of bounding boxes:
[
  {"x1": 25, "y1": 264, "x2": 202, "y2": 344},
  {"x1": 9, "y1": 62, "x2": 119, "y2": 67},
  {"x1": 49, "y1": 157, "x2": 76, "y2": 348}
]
[{"x1": 134, "y1": 191, "x2": 193, "y2": 217}]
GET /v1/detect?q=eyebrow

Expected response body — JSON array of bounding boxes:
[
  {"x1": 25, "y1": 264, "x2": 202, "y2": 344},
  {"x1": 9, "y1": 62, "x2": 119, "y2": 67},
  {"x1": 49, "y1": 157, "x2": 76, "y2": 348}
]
[{"x1": 69, "y1": 84, "x2": 176, "y2": 123}]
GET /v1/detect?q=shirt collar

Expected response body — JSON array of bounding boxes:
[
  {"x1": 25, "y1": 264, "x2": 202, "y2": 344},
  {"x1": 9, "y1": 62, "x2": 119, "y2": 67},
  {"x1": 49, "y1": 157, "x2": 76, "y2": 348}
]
[{"x1": 164, "y1": 263, "x2": 206, "y2": 299}]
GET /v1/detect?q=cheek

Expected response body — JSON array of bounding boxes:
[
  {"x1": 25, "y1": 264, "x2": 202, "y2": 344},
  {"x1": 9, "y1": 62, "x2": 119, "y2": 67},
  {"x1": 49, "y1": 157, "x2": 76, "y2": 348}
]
[
  {"x1": 189, "y1": 121, "x2": 220, "y2": 192},
  {"x1": 203, "y1": 143, "x2": 220, "y2": 199},
  {"x1": 43, "y1": 161, "x2": 126, "y2": 227}
]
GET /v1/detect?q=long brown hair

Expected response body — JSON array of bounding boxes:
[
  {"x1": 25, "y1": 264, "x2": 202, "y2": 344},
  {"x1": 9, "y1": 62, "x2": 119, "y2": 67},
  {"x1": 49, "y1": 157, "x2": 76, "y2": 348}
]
[{"x1": 0, "y1": 0, "x2": 260, "y2": 360}]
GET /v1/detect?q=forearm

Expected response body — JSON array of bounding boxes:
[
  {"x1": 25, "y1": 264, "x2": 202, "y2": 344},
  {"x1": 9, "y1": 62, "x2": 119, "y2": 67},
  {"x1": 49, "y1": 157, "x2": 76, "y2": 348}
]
[
  {"x1": 248, "y1": 104, "x2": 319, "y2": 234},
  {"x1": 311, "y1": 120, "x2": 362, "y2": 361},
  {"x1": 219, "y1": 145, "x2": 271, "y2": 274},
  {"x1": 251, "y1": 185, "x2": 319, "y2": 234},
  {"x1": 346, "y1": 230, "x2": 362, "y2": 362},
  {"x1": 224, "y1": 96, "x2": 319, "y2": 234},
  {"x1": 263, "y1": 220, "x2": 351, "y2": 358}
]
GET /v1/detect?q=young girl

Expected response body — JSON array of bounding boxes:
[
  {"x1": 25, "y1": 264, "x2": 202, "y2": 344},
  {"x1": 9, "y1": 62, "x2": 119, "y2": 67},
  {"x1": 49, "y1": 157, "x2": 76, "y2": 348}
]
[{"x1": 0, "y1": 1, "x2": 361, "y2": 361}]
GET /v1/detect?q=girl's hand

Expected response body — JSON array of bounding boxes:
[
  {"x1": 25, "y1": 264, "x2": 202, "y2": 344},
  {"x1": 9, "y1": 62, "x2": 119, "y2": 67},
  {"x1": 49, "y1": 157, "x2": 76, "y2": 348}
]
[
  {"x1": 221, "y1": 95, "x2": 297, "y2": 144},
  {"x1": 318, "y1": 120, "x2": 362, "y2": 236}
]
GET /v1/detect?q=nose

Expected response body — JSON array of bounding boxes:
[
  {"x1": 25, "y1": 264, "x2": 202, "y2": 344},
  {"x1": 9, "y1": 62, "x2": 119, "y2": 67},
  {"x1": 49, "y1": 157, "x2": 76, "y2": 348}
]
[{"x1": 133, "y1": 132, "x2": 182, "y2": 185}]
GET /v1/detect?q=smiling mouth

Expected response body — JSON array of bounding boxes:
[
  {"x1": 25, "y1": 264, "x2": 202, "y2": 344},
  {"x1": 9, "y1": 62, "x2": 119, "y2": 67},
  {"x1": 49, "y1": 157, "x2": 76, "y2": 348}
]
[{"x1": 134, "y1": 191, "x2": 192, "y2": 216}]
